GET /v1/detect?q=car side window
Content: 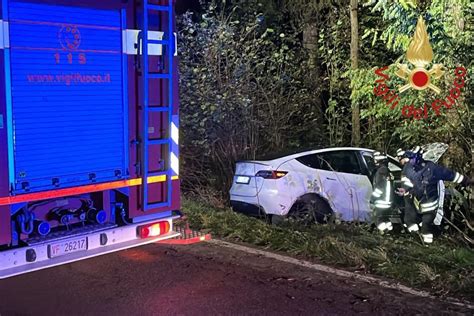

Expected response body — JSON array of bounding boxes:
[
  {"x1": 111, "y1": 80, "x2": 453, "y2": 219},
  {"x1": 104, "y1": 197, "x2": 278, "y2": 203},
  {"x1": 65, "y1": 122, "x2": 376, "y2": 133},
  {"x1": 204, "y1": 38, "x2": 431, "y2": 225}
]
[
  {"x1": 318, "y1": 151, "x2": 362, "y2": 174},
  {"x1": 296, "y1": 154, "x2": 323, "y2": 169}
]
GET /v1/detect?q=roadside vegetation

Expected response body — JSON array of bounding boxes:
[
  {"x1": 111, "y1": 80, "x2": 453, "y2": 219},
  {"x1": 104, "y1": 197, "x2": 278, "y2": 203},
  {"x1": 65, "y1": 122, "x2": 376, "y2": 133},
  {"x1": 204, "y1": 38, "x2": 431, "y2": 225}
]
[
  {"x1": 183, "y1": 198, "x2": 474, "y2": 300},
  {"x1": 178, "y1": 0, "x2": 473, "y2": 240},
  {"x1": 177, "y1": 0, "x2": 473, "y2": 299}
]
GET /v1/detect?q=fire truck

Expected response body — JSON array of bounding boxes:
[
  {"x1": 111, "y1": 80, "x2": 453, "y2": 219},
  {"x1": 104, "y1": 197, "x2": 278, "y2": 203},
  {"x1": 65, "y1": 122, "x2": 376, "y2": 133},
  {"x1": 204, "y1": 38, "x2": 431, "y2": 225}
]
[{"x1": 0, "y1": 0, "x2": 181, "y2": 278}]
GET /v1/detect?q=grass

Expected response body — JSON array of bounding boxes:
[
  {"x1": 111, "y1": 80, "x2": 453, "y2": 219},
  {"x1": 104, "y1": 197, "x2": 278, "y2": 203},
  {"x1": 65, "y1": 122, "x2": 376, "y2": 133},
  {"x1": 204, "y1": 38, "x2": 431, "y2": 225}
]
[{"x1": 182, "y1": 198, "x2": 474, "y2": 301}]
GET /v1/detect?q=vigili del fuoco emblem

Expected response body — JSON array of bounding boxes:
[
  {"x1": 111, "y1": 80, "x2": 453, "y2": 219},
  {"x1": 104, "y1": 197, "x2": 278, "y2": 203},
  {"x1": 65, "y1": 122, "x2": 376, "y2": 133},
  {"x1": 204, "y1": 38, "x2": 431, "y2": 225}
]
[
  {"x1": 373, "y1": 16, "x2": 467, "y2": 120},
  {"x1": 396, "y1": 16, "x2": 444, "y2": 94}
]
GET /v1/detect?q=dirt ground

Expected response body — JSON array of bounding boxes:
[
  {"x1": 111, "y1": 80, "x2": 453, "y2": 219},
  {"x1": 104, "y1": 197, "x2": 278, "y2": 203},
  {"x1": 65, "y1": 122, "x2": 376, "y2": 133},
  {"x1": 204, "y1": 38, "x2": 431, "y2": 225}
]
[{"x1": 0, "y1": 241, "x2": 472, "y2": 315}]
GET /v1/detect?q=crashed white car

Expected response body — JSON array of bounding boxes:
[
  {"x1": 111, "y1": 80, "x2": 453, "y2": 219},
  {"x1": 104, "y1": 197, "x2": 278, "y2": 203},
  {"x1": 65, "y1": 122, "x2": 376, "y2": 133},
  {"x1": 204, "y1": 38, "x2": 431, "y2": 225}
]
[{"x1": 230, "y1": 147, "x2": 403, "y2": 223}]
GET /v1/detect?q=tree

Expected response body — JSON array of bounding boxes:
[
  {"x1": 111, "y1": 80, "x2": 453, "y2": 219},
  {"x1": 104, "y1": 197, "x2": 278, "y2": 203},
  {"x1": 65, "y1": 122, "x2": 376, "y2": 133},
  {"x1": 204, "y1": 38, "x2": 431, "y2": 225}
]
[
  {"x1": 178, "y1": 3, "x2": 323, "y2": 197},
  {"x1": 350, "y1": 0, "x2": 360, "y2": 146}
]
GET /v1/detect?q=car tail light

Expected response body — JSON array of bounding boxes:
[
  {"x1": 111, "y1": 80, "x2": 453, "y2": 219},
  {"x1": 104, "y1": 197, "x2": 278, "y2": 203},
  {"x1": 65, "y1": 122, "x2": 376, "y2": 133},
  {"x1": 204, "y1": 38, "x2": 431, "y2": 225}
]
[
  {"x1": 138, "y1": 221, "x2": 171, "y2": 238},
  {"x1": 255, "y1": 170, "x2": 288, "y2": 179}
]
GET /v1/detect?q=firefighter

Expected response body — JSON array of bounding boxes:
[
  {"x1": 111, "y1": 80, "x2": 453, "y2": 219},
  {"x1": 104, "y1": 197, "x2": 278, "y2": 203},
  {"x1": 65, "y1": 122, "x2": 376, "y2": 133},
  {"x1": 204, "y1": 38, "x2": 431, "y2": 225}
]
[
  {"x1": 411, "y1": 154, "x2": 471, "y2": 244},
  {"x1": 396, "y1": 148, "x2": 420, "y2": 234},
  {"x1": 370, "y1": 151, "x2": 394, "y2": 233},
  {"x1": 397, "y1": 147, "x2": 472, "y2": 244}
]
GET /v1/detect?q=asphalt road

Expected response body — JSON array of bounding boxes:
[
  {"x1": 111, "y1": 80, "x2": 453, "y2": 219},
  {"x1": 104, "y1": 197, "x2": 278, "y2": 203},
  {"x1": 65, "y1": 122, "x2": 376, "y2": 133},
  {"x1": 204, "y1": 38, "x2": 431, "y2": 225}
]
[{"x1": 0, "y1": 241, "x2": 471, "y2": 315}]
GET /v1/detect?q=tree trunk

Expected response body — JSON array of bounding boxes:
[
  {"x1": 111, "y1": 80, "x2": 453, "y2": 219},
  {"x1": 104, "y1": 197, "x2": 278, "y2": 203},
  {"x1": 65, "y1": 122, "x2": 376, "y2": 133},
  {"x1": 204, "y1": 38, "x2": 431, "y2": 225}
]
[
  {"x1": 303, "y1": 22, "x2": 318, "y2": 67},
  {"x1": 303, "y1": 22, "x2": 322, "y2": 114},
  {"x1": 350, "y1": 0, "x2": 360, "y2": 146}
]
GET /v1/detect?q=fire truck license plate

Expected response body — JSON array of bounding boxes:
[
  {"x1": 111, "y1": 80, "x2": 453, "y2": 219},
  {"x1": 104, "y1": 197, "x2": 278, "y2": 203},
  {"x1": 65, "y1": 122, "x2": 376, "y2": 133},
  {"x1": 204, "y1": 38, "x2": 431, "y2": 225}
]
[{"x1": 49, "y1": 237, "x2": 88, "y2": 258}]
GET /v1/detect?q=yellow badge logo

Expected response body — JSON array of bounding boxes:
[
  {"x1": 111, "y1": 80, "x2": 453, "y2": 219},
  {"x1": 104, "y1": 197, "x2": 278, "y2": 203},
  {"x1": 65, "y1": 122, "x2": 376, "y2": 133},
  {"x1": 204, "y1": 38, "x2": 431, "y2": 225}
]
[{"x1": 395, "y1": 16, "x2": 444, "y2": 93}]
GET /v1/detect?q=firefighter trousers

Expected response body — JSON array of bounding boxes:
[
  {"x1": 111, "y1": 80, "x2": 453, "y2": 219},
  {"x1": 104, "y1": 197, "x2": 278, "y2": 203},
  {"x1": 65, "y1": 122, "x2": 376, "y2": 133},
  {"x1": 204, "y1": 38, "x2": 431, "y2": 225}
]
[
  {"x1": 403, "y1": 195, "x2": 421, "y2": 232},
  {"x1": 404, "y1": 193, "x2": 444, "y2": 243},
  {"x1": 375, "y1": 207, "x2": 392, "y2": 224},
  {"x1": 374, "y1": 207, "x2": 393, "y2": 232},
  {"x1": 417, "y1": 182, "x2": 445, "y2": 243}
]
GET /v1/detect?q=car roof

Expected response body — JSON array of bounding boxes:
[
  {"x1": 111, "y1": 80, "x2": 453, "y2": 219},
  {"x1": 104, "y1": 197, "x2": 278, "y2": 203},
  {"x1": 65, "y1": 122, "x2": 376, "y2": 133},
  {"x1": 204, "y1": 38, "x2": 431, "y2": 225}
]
[
  {"x1": 248, "y1": 147, "x2": 374, "y2": 165},
  {"x1": 273, "y1": 147, "x2": 373, "y2": 162},
  {"x1": 241, "y1": 147, "x2": 401, "y2": 169}
]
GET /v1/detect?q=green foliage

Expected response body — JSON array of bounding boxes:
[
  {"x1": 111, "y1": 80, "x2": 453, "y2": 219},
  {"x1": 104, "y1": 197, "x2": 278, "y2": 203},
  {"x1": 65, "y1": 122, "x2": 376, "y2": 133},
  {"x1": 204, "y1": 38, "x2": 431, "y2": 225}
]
[
  {"x1": 179, "y1": 0, "x2": 473, "y2": 232},
  {"x1": 359, "y1": 0, "x2": 472, "y2": 176},
  {"x1": 316, "y1": 2, "x2": 353, "y2": 145},
  {"x1": 179, "y1": 2, "x2": 324, "y2": 193}
]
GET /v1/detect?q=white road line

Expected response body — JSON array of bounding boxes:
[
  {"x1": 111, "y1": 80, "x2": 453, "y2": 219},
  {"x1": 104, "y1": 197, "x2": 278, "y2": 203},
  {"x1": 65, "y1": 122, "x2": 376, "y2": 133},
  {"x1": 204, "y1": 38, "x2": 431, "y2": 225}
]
[{"x1": 209, "y1": 239, "x2": 474, "y2": 310}]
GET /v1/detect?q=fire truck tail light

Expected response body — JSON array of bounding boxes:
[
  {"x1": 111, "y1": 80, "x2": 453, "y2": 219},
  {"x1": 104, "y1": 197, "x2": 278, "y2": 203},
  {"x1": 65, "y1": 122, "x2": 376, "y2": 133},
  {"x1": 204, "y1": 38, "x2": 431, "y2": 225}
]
[{"x1": 138, "y1": 221, "x2": 171, "y2": 238}]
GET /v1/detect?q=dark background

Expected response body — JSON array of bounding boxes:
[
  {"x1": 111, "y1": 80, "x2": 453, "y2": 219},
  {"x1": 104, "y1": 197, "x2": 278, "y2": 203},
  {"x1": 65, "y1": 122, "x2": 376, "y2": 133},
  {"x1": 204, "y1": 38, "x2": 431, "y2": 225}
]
[{"x1": 176, "y1": 0, "x2": 200, "y2": 14}]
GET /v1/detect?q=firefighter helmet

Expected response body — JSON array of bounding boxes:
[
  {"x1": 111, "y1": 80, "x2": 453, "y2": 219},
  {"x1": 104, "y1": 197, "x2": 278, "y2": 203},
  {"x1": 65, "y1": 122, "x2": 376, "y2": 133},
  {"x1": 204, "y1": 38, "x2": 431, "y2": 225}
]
[
  {"x1": 411, "y1": 146, "x2": 424, "y2": 164},
  {"x1": 373, "y1": 151, "x2": 388, "y2": 163}
]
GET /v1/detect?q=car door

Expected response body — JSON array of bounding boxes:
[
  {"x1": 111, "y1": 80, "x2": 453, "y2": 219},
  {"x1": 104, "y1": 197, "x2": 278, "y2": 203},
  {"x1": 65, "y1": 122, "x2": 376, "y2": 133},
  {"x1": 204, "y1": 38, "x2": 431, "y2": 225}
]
[
  {"x1": 318, "y1": 150, "x2": 372, "y2": 221},
  {"x1": 295, "y1": 152, "x2": 354, "y2": 221}
]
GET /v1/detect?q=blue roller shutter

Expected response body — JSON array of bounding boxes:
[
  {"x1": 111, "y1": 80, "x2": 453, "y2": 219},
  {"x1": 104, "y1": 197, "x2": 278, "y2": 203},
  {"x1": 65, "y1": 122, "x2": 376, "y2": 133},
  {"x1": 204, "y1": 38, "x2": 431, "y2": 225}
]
[{"x1": 8, "y1": 1, "x2": 128, "y2": 194}]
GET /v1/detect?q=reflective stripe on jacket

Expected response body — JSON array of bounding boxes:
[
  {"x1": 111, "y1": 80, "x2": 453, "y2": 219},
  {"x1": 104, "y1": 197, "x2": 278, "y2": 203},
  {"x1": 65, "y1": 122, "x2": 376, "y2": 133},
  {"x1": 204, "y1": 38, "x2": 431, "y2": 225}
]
[{"x1": 371, "y1": 165, "x2": 393, "y2": 209}]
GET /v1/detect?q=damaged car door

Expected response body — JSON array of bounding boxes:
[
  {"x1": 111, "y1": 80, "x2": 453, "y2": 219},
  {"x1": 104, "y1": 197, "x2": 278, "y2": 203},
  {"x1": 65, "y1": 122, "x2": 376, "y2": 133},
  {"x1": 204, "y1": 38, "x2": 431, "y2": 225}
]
[
  {"x1": 295, "y1": 152, "x2": 355, "y2": 220},
  {"x1": 317, "y1": 151, "x2": 372, "y2": 221}
]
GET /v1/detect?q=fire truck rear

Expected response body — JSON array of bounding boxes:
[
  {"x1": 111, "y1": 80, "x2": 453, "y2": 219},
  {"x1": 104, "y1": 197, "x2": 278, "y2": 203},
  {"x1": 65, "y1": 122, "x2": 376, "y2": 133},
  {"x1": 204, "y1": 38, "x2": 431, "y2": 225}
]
[{"x1": 0, "y1": 0, "x2": 180, "y2": 278}]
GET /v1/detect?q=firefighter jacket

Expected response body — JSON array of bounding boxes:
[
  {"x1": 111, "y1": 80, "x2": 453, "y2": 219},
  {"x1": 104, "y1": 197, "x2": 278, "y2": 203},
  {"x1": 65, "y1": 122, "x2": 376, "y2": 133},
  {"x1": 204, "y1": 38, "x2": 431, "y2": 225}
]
[
  {"x1": 400, "y1": 163, "x2": 416, "y2": 192},
  {"x1": 370, "y1": 164, "x2": 393, "y2": 210},
  {"x1": 407, "y1": 161, "x2": 466, "y2": 213}
]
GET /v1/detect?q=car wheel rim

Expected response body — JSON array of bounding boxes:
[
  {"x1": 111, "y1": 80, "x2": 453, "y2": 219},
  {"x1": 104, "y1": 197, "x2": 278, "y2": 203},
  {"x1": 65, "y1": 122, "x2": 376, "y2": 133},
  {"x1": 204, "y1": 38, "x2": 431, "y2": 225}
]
[{"x1": 290, "y1": 203, "x2": 316, "y2": 225}]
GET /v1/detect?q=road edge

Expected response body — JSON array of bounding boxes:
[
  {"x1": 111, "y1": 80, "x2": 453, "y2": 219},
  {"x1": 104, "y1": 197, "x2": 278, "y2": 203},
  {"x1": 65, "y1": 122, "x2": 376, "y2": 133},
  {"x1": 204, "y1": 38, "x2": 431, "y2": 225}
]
[{"x1": 209, "y1": 239, "x2": 474, "y2": 310}]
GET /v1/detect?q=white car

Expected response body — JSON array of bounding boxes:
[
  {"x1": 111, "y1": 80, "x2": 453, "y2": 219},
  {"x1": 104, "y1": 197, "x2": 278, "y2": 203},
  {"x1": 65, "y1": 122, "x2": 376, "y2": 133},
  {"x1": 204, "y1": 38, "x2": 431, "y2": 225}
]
[{"x1": 230, "y1": 147, "x2": 403, "y2": 223}]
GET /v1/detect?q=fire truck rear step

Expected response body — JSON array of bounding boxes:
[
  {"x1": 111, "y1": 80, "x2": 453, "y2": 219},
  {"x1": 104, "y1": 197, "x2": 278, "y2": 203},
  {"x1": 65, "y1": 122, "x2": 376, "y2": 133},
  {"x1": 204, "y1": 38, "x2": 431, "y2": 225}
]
[{"x1": 0, "y1": 218, "x2": 179, "y2": 279}]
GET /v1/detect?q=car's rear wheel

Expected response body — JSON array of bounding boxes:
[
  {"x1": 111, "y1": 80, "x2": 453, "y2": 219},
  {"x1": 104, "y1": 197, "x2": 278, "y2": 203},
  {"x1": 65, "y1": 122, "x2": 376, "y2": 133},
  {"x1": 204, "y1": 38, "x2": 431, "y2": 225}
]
[{"x1": 289, "y1": 196, "x2": 333, "y2": 225}]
